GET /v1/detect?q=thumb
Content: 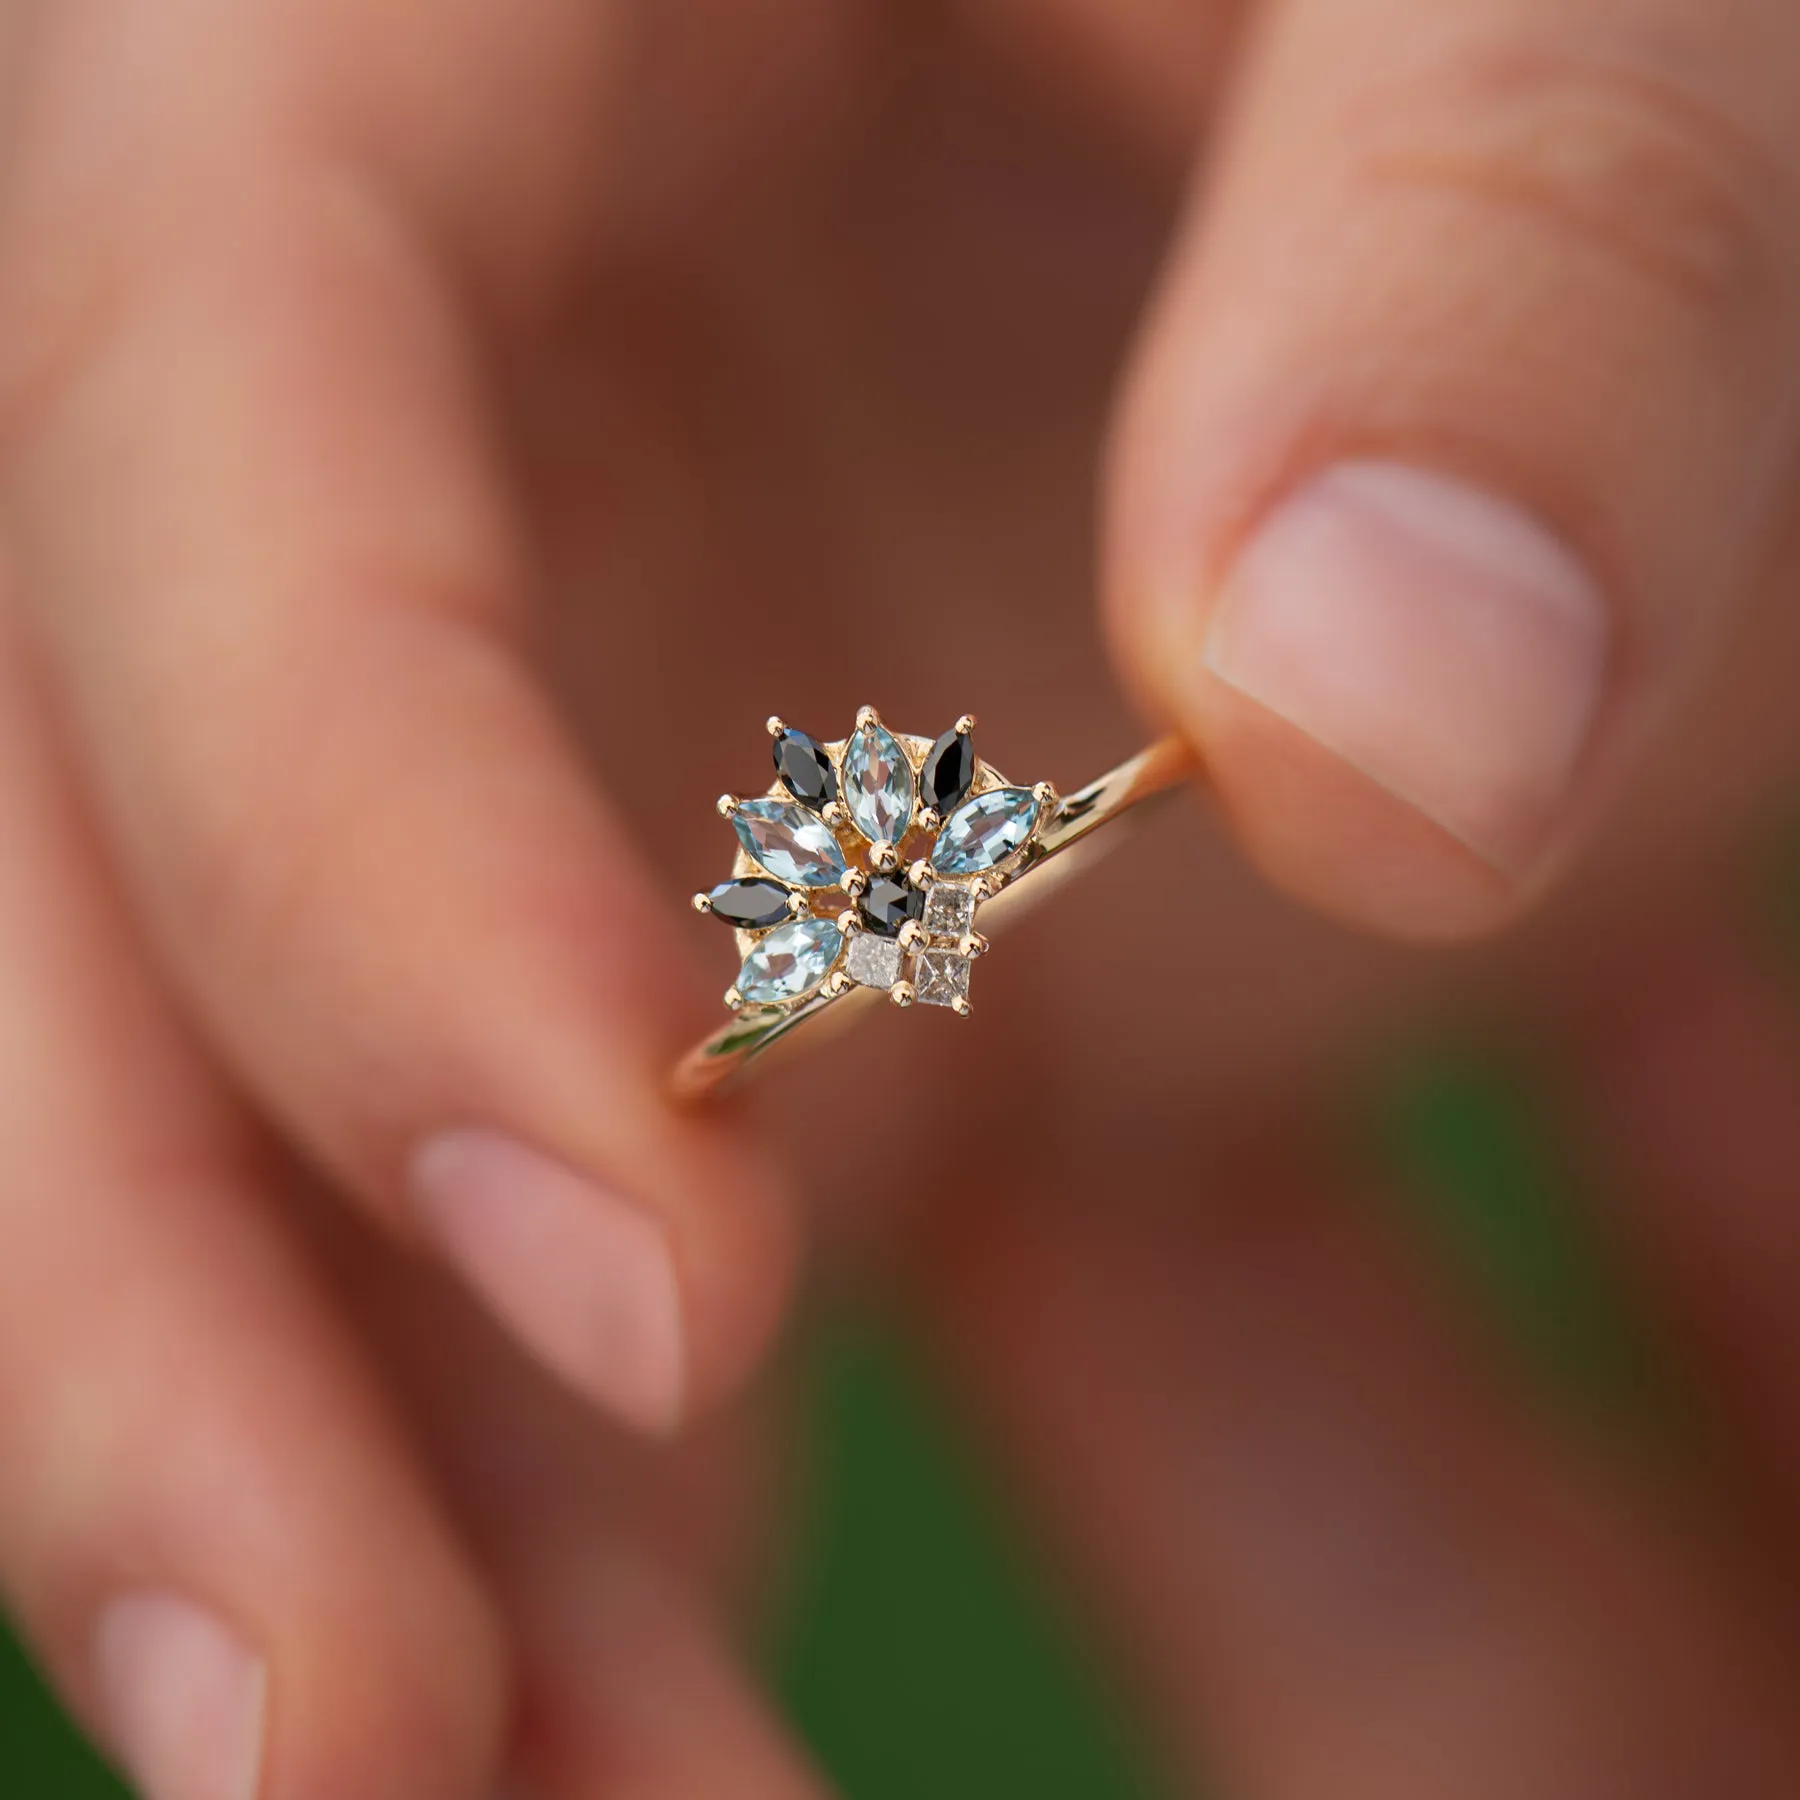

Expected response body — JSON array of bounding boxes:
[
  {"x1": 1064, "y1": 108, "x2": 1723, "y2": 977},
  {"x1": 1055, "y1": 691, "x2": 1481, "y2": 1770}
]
[{"x1": 1105, "y1": 0, "x2": 1800, "y2": 940}]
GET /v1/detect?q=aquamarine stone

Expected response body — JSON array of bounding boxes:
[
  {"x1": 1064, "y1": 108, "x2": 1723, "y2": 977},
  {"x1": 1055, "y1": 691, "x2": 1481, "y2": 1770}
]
[
  {"x1": 930, "y1": 787, "x2": 1040, "y2": 876},
  {"x1": 733, "y1": 798, "x2": 847, "y2": 888},
  {"x1": 842, "y1": 721, "x2": 915, "y2": 847},
  {"x1": 737, "y1": 918, "x2": 843, "y2": 1004}
]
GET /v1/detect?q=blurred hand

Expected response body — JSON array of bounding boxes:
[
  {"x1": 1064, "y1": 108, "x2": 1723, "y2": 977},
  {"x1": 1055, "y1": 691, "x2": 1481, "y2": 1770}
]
[{"x1": 3, "y1": 2, "x2": 1800, "y2": 1797}]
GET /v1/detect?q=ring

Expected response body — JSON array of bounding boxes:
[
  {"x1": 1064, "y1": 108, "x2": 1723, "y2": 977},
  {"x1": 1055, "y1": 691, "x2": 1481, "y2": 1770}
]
[{"x1": 672, "y1": 709, "x2": 1196, "y2": 1099}]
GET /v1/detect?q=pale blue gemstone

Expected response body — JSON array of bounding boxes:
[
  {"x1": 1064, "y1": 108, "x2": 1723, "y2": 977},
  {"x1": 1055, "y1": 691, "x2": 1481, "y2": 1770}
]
[
  {"x1": 733, "y1": 798, "x2": 847, "y2": 888},
  {"x1": 842, "y1": 722, "x2": 915, "y2": 847},
  {"x1": 930, "y1": 787, "x2": 1040, "y2": 876},
  {"x1": 737, "y1": 918, "x2": 844, "y2": 1004}
]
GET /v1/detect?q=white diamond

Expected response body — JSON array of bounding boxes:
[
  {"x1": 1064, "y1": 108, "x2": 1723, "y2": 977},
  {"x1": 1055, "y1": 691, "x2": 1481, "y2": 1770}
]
[
  {"x1": 923, "y1": 883, "x2": 978, "y2": 938},
  {"x1": 846, "y1": 933, "x2": 903, "y2": 990},
  {"x1": 914, "y1": 948, "x2": 972, "y2": 1009}
]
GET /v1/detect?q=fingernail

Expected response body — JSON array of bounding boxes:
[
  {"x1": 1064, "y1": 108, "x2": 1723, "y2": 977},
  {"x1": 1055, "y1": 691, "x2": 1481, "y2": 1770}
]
[
  {"x1": 410, "y1": 1129, "x2": 686, "y2": 1435},
  {"x1": 91, "y1": 1594, "x2": 267, "y2": 1800},
  {"x1": 1202, "y1": 461, "x2": 1609, "y2": 873}
]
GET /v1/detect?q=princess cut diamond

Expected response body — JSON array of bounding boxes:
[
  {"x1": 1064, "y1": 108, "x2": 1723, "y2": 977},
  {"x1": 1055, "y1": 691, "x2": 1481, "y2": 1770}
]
[
  {"x1": 914, "y1": 948, "x2": 972, "y2": 1010},
  {"x1": 923, "y1": 883, "x2": 978, "y2": 939},
  {"x1": 846, "y1": 932, "x2": 904, "y2": 991}
]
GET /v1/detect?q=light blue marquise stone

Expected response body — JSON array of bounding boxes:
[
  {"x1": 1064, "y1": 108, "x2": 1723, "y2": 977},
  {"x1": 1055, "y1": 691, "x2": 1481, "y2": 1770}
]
[
  {"x1": 842, "y1": 721, "x2": 916, "y2": 847},
  {"x1": 737, "y1": 918, "x2": 844, "y2": 1005},
  {"x1": 930, "y1": 787, "x2": 1040, "y2": 876},
  {"x1": 733, "y1": 797, "x2": 848, "y2": 888}
]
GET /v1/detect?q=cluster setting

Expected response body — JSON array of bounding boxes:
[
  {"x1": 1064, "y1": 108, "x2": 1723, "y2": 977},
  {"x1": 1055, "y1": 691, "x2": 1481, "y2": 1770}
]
[{"x1": 694, "y1": 708, "x2": 1056, "y2": 1018}]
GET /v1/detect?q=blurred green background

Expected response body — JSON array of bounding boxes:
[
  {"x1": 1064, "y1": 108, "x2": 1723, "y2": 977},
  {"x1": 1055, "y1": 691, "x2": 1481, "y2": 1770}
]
[{"x1": 0, "y1": 1054, "x2": 1652, "y2": 1799}]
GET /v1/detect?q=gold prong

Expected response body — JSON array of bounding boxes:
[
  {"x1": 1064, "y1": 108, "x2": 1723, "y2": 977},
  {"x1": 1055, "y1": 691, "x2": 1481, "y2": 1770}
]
[
  {"x1": 908, "y1": 858, "x2": 932, "y2": 891},
  {"x1": 786, "y1": 890, "x2": 809, "y2": 917},
  {"x1": 825, "y1": 970, "x2": 852, "y2": 997},
  {"x1": 1032, "y1": 781, "x2": 1057, "y2": 806},
  {"x1": 951, "y1": 995, "x2": 973, "y2": 1018},
  {"x1": 971, "y1": 877, "x2": 993, "y2": 902},
  {"x1": 957, "y1": 932, "x2": 989, "y2": 959},
  {"x1": 822, "y1": 800, "x2": 849, "y2": 830},
  {"x1": 890, "y1": 981, "x2": 916, "y2": 1008},
  {"x1": 724, "y1": 986, "x2": 745, "y2": 1011},
  {"x1": 954, "y1": 714, "x2": 976, "y2": 736},
  {"x1": 766, "y1": 715, "x2": 787, "y2": 737},
  {"x1": 716, "y1": 793, "x2": 741, "y2": 818},
  {"x1": 869, "y1": 840, "x2": 899, "y2": 874},
  {"x1": 855, "y1": 705, "x2": 881, "y2": 732},
  {"x1": 917, "y1": 806, "x2": 941, "y2": 835},
  {"x1": 898, "y1": 920, "x2": 926, "y2": 953},
  {"x1": 840, "y1": 909, "x2": 864, "y2": 935},
  {"x1": 839, "y1": 868, "x2": 869, "y2": 898},
  {"x1": 692, "y1": 891, "x2": 714, "y2": 914}
]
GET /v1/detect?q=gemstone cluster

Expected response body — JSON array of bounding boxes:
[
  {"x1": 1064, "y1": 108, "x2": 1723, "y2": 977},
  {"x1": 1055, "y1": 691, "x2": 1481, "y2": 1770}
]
[{"x1": 694, "y1": 709, "x2": 1055, "y2": 1019}]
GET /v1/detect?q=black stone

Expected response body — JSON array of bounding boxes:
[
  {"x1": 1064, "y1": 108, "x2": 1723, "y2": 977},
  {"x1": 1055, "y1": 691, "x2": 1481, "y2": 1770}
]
[
  {"x1": 858, "y1": 875, "x2": 923, "y2": 937},
  {"x1": 772, "y1": 728, "x2": 838, "y2": 810},
  {"x1": 705, "y1": 878, "x2": 795, "y2": 930},
  {"x1": 921, "y1": 728, "x2": 975, "y2": 815}
]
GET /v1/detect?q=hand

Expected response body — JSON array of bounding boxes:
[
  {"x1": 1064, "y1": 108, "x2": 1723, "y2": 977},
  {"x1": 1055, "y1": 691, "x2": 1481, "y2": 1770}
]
[{"x1": 3, "y1": 3, "x2": 1800, "y2": 1799}]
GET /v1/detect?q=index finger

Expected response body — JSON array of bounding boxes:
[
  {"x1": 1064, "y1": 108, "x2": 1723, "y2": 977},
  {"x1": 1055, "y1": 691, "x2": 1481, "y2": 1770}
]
[{"x1": 0, "y1": 0, "x2": 796, "y2": 1437}]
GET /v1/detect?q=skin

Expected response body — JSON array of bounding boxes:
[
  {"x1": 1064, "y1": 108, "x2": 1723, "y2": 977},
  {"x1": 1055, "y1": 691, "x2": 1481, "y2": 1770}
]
[{"x1": 4, "y1": 0, "x2": 1800, "y2": 1794}]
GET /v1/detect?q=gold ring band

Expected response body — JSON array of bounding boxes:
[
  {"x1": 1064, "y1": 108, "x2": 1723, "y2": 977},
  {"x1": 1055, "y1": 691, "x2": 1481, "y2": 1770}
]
[{"x1": 673, "y1": 713, "x2": 1196, "y2": 1100}]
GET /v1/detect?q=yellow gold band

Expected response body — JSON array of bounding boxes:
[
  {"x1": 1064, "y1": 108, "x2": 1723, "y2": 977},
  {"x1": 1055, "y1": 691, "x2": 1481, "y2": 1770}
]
[{"x1": 673, "y1": 727, "x2": 1196, "y2": 1100}]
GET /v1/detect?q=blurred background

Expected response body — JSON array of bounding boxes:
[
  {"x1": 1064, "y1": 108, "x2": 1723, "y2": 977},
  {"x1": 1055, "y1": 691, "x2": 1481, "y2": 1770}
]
[{"x1": 0, "y1": 1022, "x2": 1686, "y2": 1797}]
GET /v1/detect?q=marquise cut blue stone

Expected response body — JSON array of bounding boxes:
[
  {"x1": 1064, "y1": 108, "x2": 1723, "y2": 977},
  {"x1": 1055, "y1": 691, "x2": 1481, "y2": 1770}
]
[
  {"x1": 733, "y1": 798, "x2": 847, "y2": 888},
  {"x1": 737, "y1": 918, "x2": 844, "y2": 1005},
  {"x1": 842, "y1": 722, "x2": 915, "y2": 847},
  {"x1": 930, "y1": 787, "x2": 1040, "y2": 876}
]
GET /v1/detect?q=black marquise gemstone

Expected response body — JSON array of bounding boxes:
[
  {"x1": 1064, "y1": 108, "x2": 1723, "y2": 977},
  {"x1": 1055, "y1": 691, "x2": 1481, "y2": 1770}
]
[
  {"x1": 921, "y1": 728, "x2": 975, "y2": 815},
  {"x1": 773, "y1": 727, "x2": 838, "y2": 811},
  {"x1": 706, "y1": 878, "x2": 796, "y2": 930},
  {"x1": 858, "y1": 875, "x2": 923, "y2": 937}
]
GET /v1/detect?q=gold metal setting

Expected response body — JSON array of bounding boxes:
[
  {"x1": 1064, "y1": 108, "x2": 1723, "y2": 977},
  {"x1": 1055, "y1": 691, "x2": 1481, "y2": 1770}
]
[{"x1": 674, "y1": 714, "x2": 1196, "y2": 1099}]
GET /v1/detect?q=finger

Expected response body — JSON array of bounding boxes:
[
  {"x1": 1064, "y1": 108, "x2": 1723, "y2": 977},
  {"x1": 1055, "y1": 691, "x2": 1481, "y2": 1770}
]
[
  {"x1": 0, "y1": 15, "x2": 795, "y2": 1435},
  {"x1": 1107, "y1": 0, "x2": 1800, "y2": 939},
  {"x1": 930, "y1": 1162, "x2": 1800, "y2": 1796},
  {"x1": 498, "y1": 1539, "x2": 823, "y2": 1800},
  {"x1": 320, "y1": 1186, "x2": 821, "y2": 1800},
  {"x1": 0, "y1": 635, "x2": 508, "y2": 1800}
]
